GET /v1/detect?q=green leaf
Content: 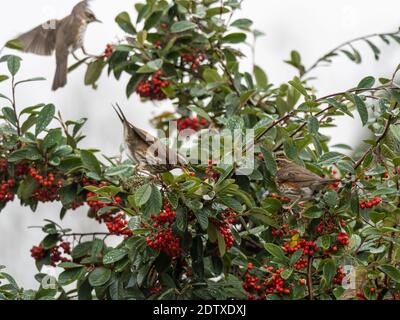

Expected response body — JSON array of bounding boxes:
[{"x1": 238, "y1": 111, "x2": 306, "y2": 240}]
[
  {"x1": 253, "y1": 65, "x2": 268, "y2": 88},
  {"x1": 137, "y1": 59, "x2": 163, "y2": 73},
  {"x1": 323, "y1": 191, "x2": 337, "y2": 208},
  {"x1": 15, "y1": 77, "x2": 46, "y2": 86},
  {"x1": 351, "y1": 95, "x2": 368, "y2": 126},
  {"x1": 72, "y1": 242, "x2": 93, "y2": 259},
  {"x1": 203, "y1": 68, "x2": 222, "y2": 83},
  {"x1": 261, "y1": 198, "x2": 282, "y2": 214},
  {"x1": 216, "y1": 231, "x2": 226, "y2": 257},
  {"x1": 35, "y1": 104, "x2": 55, "y2": 136},
  {"x1": 264, "y1": 243, "x2": 288, "y2": 262},
  {"x1": 88, "y1": 267, "x2": 112, "y2": 287},
  {"x1": 4, "y1": 39, "x2": 24, "y2": 51},
  {"x1": 115, "y1": 11, "x2": 136, "y2": 34},
  {"x1": 231, "y1": 18, "x2": 253, "y2": 29},
  {"x1": 171, "y1": 21, "x2": 196, "y2": 33},
  {"x1": 290, "y1": 249, "x2": 303, "y2": 265},
  {"x1": 194, "y1": 210, "x2": 209, "y2": 230},
  {"x1": 2, "y1": 107, "x2": 17, "y2": 126},
  {"x1": 143, "y1": 185, "x2": 162, "y2": 216},
  {"x1": 58, "y1": 267, "x2": 85, "y2": 286},
  {"x1": 260, "y1": 147, "x2": 277, "y2": 175},
  {"x1": 80, "y1": 150, "x2": 102, "y2": 176},
  {"x1": 303, "y1": 207, "x2": 323, "y2": 219},
  {"x1": 323, "y1": 259, "x2": 336, "y2": 284},
  {"x1": 308, "y1": 116, "x2": 319, "y2": 134},
  {"x1": 358, "y1": 76, "x2": 375, "y2": 89},
  {"x1": 0, "y1": 75, "x2": 9, "y2": 83},
  {"x1": 84, "y1": 59, "x2": 106, "y2": 86},
  {"x1": 337, "y1": 160, "x2": 355, "y2": 174},
  {"x1": 223, "y1": 33, "x2": 247, "y2": 44},
  {"x1": 43, "y1": 129, "x2": 62, "y2": 150},
  {"x1": 187, "y1": 105, "x2": 212, "y2": 122},
  {"x1": 7, "y1": 55, "x2": 22, "y2": 76},
  {"x1": 103, "y1": 249, "x2": 128, "y2": 265},
  {"x1": 390, "y1": 125, "x2": 400, "y2": 143},
  {"x1": 8, "y1": 147, "x2": 42, "y2": 162},
  {"x1": 379, "y1": 265, "x2": 400, "y2": 283},
  {"x1": 134, "y1": 183, "x2": 152, "y2": 207},
  {"x1": 289, "y1": 77, "x2": 309, "y2": 98}
]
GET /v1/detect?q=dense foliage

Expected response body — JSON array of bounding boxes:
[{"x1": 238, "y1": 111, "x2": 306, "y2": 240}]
[{"x1": 1, "y1": 0, "x2": 400, "y2": 300}]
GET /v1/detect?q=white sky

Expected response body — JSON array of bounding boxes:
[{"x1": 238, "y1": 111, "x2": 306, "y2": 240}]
[{"x1": 1, "y1": 0, "x2": 400, "y2": 288}]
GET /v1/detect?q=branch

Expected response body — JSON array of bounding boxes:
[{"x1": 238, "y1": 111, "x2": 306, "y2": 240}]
[
  {"x1": 302, "y1": 29, "x2": 400, "y2": 78},
  {"x1": 353, "y1": 115, "x2": 393, "y2": 169},
  {"x1": 273, "y1": 85, "x2": 392, "y2": 152},
  {"x1": 11, "y1": 76, "x2": 21, "y2": 136},
  {"x1": 307, "y1": 257, "x2": 314, "y2": 300}
]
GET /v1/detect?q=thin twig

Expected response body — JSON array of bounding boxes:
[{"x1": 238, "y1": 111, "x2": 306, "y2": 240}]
[
  {"x1": 307, "y1": 257, "x2": 314, "y2": 300},
  {"x1": 353, "y1": 115, "x2": 393, "y2": 169},
  {"x1": 11, "y1": 76, "x2": 21, "y2": 136},
  {"x1": 302, "y1": 30, "x2": 400, "y2": 78}
]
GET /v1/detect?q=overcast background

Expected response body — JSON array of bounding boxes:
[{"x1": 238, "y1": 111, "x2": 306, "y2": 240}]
[{"x1": 1, "y1": 0, "x2": 400, "y2": 289}]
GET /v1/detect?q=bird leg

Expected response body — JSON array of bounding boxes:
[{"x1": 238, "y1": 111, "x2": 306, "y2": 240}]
[
  {"x1": 283, "y1": 197, "x2": 303, "y2": 218},
  {"x1": 72, "y1": 52, "x2": 80, "y2": 61},
  {"x1": 81, "y1": 46, "x2": 100, "y2": 58}
]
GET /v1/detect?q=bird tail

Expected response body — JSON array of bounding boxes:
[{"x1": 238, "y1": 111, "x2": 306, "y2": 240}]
[{"x1": 52, "y1": 55, "x2": 68, "y2": 91}]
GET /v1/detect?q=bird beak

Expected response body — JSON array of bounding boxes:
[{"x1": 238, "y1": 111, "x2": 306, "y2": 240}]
[{"x1": 94, "y1": 18, "x2": 102, "y2": 23}]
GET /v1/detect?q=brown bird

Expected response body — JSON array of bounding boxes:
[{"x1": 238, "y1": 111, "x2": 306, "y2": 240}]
[
  {"x1": 15, "y1": 0, "x2": 101, "y2": 90},
  {"x1": 276, "y1": 157, "x2": 338, "y2": 199},
  {"x1": 113, "y1": 104, "x2": 188, "y2": 174}
]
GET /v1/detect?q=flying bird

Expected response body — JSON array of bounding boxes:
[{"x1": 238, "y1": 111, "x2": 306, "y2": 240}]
[
  {"x1": 14, "y1": 0, "x2": 101, "y2": 90},
  {"x1": 113, "y1": 104, "x2": 188, "y2": 175}
]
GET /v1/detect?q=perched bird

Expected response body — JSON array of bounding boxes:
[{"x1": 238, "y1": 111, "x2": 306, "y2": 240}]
[
  {"x1": 276, "y1": 157, "x2": 338, "y2": 199},
  {"x1": 113, "y1": 104, "x2": 188, "y2": 174},
  {"x1": 14, "y1": 0, "x2": 101, "y2": 90}
]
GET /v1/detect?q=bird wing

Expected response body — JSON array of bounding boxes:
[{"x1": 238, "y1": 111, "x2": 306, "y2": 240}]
[
  {"x1": 17, "y1": 21, "x2": 59, "y2": 56},
  {"x1": 132, "y1": 126, "x2": 188, "y2": 166}
]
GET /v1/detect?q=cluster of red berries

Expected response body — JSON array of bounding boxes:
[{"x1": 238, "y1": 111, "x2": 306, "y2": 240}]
[
  {"x1": 221, "y1": 209, "x2": 238, "y2": 224},
  {"x1": 136, "y1": 70, "x2": 170, "y2": 100},
  {"x1": 216, "y1": 222, "x2": 234, "y2": 252},
  {"x1": 337, "y1": 232, "x2": 350, "y2": 246},
  {"x1": 271, "y1": 224, "x2": 288, "y2": 237},
  {"x1": 103, "y1": 44, "x2": 113, "y2": 58},
  {"x1": 205, "y1": 160, "x2": 220, "y2": 181},
  {"x1": 69, "y1": 199, "x2": 85, "y2": 210},
  {"x1": 333, "y1": 266, "x2": 346, "y2": 285},
  {"x1": 30, "y1": 241, "x2": 71, "y2": 266},
  {"x1": 153, "y1": 40, "x2": 162, "y2": 49},
  {"x1": 177, "y1": 117, "x2": 209, "y2": 132},
  {"x1": 283, "y1": 238, "x2": 317, "y2": 270},
  {"x1": 85, "y1": 183, "x2": 133, "y2": 237},
  {"x1": 86, "y1": 185, "x2": 122, "y2": 219},
  {"x1": 146, "y1": 204, "x2": 182, "y2": 257},
  {"x1": 359, "y1": 197, "x2": 382, "y2": 209},
  {"x1": 29, "y1": 167, "x2": 63, "y2": 202},
  {"x1": 181, "y1": 50, "x2": 205, "y2": 71},
  {"x1": 242, "y1": 265, "x2": 291, "y2": 300},
  {"x1": 0, "y1": 159, "x2": 7, "y2": 172},
  {"x1": 315, "y1": 218, "x2": 345, "y2": 234},
  {"x1": 30, "y1": 245, "x2": 45, "y2": 260},
  {"x1": 149, "y1": 286, "x2": 163, "y2": 295},
  {"x1": 0, "y1": 178, "x2": 15, "y2": 203},
  {"x1": 270, "y1": 193, "x2": 291, "y2": 202},
  {"x1": 105, "y1": 212, "x2": 132, "y2": 237},
  {"x1": 49, "y1": 242, "x2": 71, "y2": 266},
  {"x1": 15, "y1": 161, "x2": 30, "y2": 176}
]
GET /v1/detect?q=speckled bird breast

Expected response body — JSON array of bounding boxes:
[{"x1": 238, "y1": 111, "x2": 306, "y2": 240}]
[{"x1": 73, "y1": 21, "x2": 88, "y2": 50}]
